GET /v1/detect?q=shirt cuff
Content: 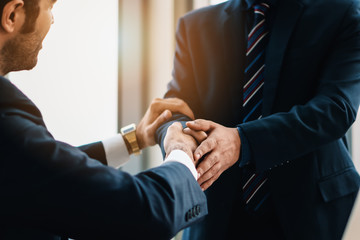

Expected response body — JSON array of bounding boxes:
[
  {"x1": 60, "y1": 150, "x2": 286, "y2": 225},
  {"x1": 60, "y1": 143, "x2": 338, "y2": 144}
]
[
  {"x1": 102, "y1": 134, "x2": 130, "y2": 169},
  {"x1": 164, "y1": 150, "x2": 198, "y2": 180}
]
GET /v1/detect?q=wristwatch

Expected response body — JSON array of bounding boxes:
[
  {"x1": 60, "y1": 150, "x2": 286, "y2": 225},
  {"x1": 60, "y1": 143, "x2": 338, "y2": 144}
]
[{"x1": 120, "y1": 123, "x2": 141, "y2": 155}]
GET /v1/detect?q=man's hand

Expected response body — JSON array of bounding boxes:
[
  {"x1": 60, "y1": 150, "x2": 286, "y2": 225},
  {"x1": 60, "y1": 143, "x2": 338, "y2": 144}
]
[
  {"x1": 136, "y1": 98, "x2": 195, "y2": 149},
  {"x1": 182, "y1": 127, "x2": 208, "y2": 156},
  {"x1": 164, "y1": 122, "x2": 198, "y2": 161},
  {"x1": 186, "y1": 119, "x2": 241, "y2": 190}
]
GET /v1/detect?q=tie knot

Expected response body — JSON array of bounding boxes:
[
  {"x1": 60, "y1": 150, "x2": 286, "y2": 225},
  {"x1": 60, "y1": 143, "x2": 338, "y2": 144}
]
[{"x1": 253, "y1": 3, "x2": 270, "y2": 16}]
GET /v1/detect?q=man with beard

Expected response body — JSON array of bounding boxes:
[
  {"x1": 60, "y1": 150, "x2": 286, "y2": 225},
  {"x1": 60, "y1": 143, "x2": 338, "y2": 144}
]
[{"x1": 0, "y1": 0, "x2": 207, "y2": 239}]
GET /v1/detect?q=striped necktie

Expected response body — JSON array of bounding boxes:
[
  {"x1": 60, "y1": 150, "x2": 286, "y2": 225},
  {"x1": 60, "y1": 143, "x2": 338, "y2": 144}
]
[{"x1": 241, "y1": 2, "x2": 270, "y2": 213}]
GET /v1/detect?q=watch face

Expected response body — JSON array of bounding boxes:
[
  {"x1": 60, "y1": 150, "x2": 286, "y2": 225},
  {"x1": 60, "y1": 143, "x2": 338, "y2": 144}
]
[
  {"x1": 123, "y1": 127, "x2": 134, "y2": 134},
  {"x1": 122, "y1": 124, "x2": 136, "y2": 134}
]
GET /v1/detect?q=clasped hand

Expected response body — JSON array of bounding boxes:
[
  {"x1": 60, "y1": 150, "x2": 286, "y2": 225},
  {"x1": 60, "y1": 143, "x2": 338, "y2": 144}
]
[
  {"x1": 136, "y1": 98, "x2": 195, "y2": 150},
  {"x1": 165, "y1": 119, "x2": 241, "y2": 191}
]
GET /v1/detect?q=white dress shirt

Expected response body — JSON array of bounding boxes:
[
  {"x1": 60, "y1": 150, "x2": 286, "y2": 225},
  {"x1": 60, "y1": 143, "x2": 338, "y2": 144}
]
[{"x1": 102, "y1": 134, "x2": 198, "y2": 180}]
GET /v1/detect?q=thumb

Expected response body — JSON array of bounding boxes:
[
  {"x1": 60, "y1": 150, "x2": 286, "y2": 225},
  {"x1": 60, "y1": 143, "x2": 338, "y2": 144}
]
[
  {"x1": 186, "y1": 119, "x2": 214, "y2": 132},
  {"x1": 183, "y1": 128, "x2": 207, "y2": 144},
  {"x1": 148, "y1": 110, "x2": 172, "y2": 134}
]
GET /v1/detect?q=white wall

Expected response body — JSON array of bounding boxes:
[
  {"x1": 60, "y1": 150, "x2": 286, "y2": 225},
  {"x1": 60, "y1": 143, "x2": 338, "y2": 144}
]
[
  {"x1": 146, "y1": 0, "x2": 176, "y2": 169},
  {"x1": 209, "y1": 0, "x2": 228, "y2": 5},
  {"x1": 193, "y1": 0, "x2": 227, "y2": 9},
  {"x1": 119, "y1": 0, "x2": 145, "y2": 173},
  {"x1": 10, "y1": 0, "x2": 119, "y2": 146}
]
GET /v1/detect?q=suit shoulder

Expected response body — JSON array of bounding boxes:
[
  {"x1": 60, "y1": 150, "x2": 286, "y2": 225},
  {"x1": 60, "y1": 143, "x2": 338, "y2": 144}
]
[
  {"x1": 296, "y1": 0, "x2": 360, "y2": 26},
  {"x1": 0, "y1": 76, "x2": 30, "y2": 106},
  {"x1": 0, "y1": 76, "x2": 43, "y2": 123},
  {"x1": 300, "y1": 0, "x2": 358, "y2": 8}
]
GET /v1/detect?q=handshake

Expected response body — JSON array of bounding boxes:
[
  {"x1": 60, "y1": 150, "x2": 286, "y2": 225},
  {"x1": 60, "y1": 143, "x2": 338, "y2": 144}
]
[
  {"x1": 134, "y1": 97, "x2": 241, "y2": 191},
  {"x1": 163, "y1": 112, "x2": 241, "y2": 191}
]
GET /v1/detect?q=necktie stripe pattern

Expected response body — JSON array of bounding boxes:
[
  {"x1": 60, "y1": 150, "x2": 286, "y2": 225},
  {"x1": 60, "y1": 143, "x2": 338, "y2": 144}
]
[
  {"x1": 242, "y1": 172, "x2": 267, "y2": 204},
  {"x1": 247, "y1": 31, "x2": 268, "y2": 56},
  {"x1": 243, "y1": 3, "x2": 269, "y2": 122},
  {"x1": 241, "y1": 2, "x2": 270, "y2": 213}
]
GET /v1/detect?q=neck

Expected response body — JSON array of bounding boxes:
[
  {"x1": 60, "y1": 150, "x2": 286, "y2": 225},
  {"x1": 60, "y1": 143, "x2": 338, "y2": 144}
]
[
  {"x1": 0, "y1": 33, "x2": 15, "y2": 76},
  {"x1": 0, "y1": 64, "x2": 5, "y2": 76},
  {"x1": 0, "y1": 57, "x2": 9, "y2": 76},
  {"x1": 0, "y1": 39, "x2": 7, "y2": 76}
]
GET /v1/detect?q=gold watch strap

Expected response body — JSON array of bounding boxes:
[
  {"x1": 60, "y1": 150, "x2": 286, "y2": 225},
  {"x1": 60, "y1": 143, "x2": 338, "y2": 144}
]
[{"x1": 120, "y1": 124, "x2": 141, "y2": 155}]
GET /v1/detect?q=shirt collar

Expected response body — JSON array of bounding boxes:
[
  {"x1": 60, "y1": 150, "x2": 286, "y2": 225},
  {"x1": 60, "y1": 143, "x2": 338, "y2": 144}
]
[{"x1": 242, "y1": 0, "x2": 278, "y2": 10}]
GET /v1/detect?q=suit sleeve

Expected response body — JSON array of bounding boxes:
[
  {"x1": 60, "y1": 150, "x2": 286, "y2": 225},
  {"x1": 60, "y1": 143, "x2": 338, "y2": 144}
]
[
  {"x1": 78, "y1": 141, "x2": 107, "y2": 165},
  {"x1": 79, "y1": 134, "x2": 130, "y2": 168},
  {"x1": 0, "y1": 111, "x2": 207, "y2": 239},
  {"x1": 238, "y1": 2, "x2": 360, "y2": 172},
  {"x1": 156, "y1": 17, "x2": 202, "y2": 156}
]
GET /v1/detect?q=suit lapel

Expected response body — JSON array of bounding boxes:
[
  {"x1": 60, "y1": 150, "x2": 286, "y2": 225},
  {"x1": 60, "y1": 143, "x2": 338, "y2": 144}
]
[{"x1": 263, "y1": 0, "x2": 304, "y2": 116}]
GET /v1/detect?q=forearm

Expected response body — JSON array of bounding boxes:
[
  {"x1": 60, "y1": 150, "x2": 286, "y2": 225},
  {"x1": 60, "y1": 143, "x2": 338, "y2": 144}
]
[
  {"x1": 4, "y1": 133, "x2": 206, "y2": 239},
  {"x1": 78, "y1": 141, "x2": 107, "y2": 165},
  {"x1": 156, "y1": 113, "x2": 193, "y2": 157},
  {"x1": 240, "y1": 92, "x2": 359, "y2": 172},
  {"x1": 79, "y1": 134, "x2": 130, "y2": 168}
]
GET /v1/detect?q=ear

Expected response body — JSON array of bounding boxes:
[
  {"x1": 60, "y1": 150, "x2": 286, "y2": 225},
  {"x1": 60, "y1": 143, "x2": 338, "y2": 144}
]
[{"x1": 1, "y1": 0, "x2": 25, "y2": 33}]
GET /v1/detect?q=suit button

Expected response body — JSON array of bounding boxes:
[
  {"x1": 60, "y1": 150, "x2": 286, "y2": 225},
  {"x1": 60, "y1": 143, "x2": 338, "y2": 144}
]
[
  {"x1": 185, "y1": 211, "x2": 190, "y2": 222},
  {"x1": 186, "y1": 210, "x2": 193, "y2": 221},
  {"x1": 191, "y1": 208, "x2": 196, "y2": 218},
  {"x1": 196, "y1": 205, "x2": 201, "y2": 215}
]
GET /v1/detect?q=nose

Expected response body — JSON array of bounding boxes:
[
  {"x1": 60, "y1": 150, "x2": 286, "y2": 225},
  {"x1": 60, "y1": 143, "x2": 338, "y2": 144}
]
[{"x1": 51, "y1": 12, "x2": 54, "y2": 24}]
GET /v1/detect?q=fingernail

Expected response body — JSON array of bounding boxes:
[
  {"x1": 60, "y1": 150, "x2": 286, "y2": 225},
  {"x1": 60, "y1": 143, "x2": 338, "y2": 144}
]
[
  {"x1": 163, "y1": 110, "x2": 171, "y2": 118},
  {"x1": 196, "y1": 153, "x2": 201, "y2": 159},
  {"x1": 197, "y1": 172, "x2": 201, "y2": 178}
]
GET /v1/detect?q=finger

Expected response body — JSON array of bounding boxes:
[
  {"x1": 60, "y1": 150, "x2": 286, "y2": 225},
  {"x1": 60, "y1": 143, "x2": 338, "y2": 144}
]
[
  {"x1": 193, "y1": 137, "x2": 216, "y2": 161},
  {"x1": 167, "y1": 98, "x2": 195, "y2": 120},
  {"x1": 145, "y1": 109, "x2": 172, "y2": 139},
  {"x1": 196, "y1": 151, "x2": 218, "y2": 177},
  {"x1": 147, "y1": 98, "x2": 172, "y2": 122},
  {"x1": 149, "y1": 109, "x2": 172, "y2": 130},
  {"x1": 148, "y1": 98, "x2": 164, "y2": 118},
  {"x1": 200, "y1": 170, "x2": 222, "y2": 191},
  {"x1": 197, "y1": 161, "x2": 221, "y2": 186},
  {"x1": 183, "y1": 128, "x2": 207, "y2": 144},
  {"x1": 152, "y1": 98, "x2": 195, "y2": 120},
  {"x1": 186, "y1": 119, "x2": 215, "y2": 132}
]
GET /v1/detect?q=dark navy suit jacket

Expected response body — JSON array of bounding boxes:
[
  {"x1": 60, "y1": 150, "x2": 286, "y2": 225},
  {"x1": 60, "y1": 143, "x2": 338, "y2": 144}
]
[
  {"x1": 0, "y1": 76, "x2": 207, "y2": 240},
  {"x1": 156, "y1": 0, "x2": 360, "y2": 239}
]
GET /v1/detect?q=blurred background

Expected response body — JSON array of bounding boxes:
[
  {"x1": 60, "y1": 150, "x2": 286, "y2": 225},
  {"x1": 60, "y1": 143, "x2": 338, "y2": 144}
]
[{"x1": 8, "y1": 0, "x2": 360, "y2": 237}]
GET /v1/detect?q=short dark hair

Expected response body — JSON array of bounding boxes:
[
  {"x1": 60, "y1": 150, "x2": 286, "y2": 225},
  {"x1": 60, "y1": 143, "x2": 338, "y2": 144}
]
[{"x1": 0, "y1": 0, "x2": 40, "y2": 33}]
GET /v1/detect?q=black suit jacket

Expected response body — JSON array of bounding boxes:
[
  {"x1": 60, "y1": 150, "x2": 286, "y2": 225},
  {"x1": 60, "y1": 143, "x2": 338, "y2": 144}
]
[
  {"x1": 156, "y1": 0, "x2": 360, "y2": 239},
  {"x1": 0, "y1": 76, "x2": 207, "y2": 239}
]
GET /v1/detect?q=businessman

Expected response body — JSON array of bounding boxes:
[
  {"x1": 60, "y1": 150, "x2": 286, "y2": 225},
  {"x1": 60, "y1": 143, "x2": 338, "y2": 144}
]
[
  {"x1": 157, "y1": 0, "x2": 360, "y2": 239},
  {"x1": 0, "y1": 0, "x2": 207, "y2": 239}
]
